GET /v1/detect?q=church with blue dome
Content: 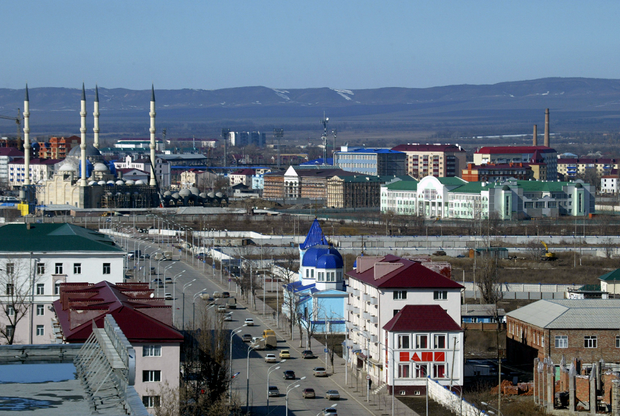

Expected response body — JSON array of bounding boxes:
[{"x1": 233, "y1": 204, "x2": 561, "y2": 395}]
[{"x1": 282, "y1": 219, "x2": 347, "y2": 336}]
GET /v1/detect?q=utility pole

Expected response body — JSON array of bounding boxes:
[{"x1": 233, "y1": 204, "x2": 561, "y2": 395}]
[{"x1": 321, "y1": 113, "x2": 329, "y2": 165}]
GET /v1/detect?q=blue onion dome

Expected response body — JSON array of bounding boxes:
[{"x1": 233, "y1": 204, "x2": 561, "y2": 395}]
[
  {"x1": 302, "y1": 245, "x2": 343, "y2": 267},
  {"x1": 316, "y1": 253, "x2": 344, "y2": 269}
]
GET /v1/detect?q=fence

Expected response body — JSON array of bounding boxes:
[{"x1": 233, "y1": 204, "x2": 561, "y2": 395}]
[{"x1": 428, "y1": 377, "x2": 486, "y2": 416}]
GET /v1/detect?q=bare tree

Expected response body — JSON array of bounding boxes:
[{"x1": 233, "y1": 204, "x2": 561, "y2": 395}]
[
  {"x1": 0, "y1": 258, "x2": 41, "y2": 345},
  {"x1": 476, "y1": 257, "x2": 503, "y2": 305}
]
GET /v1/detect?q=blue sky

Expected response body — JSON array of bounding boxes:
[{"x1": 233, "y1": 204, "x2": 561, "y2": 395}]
[{"x1": 2, "y1": 1, "x2": 619, "y2": 90}]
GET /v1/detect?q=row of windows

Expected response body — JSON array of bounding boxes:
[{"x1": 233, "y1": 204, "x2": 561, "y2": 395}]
[
  {"x1": 397, "y1": 333, "x2": 447, "y2": 349},
  {"x1": 553, "y1": 335, "x2": 620, "y2": 349},
  {"x1": 398, "y1": 362, "x2": 446, "y2": 379},
  {"x1": 5, "y1": 325, "x2": 45, "y2": 338},
  {"x1": 7, "y1": 282, "x2": 65, "y2": 296},
  {"x1": 6, "y1": 262, "x2": 110, "y2": 276}
]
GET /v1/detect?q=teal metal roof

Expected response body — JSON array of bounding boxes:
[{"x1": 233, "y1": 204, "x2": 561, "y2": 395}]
[
  {"x1": 515, "y1": 180, "x2": 576, "y2": 192},
  {"x1": 0, "y1": 223, "x2": 124, "y2": 252},
  {"x1": 384, "y1": 180, "x2": 418, "y2": 191},
  {"x1": 450, "y1": 182, "x2": 493, "y2": 194},
  {"x1": 599, "y1": 269, "x2": 620, "y2": 282},
  {"x1": 437, "y1": 177, "x2": 468, "y2": 186}
]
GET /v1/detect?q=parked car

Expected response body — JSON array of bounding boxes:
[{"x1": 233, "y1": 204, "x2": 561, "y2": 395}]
[
  {"x1": 283, "y1": 370, "x2": 295, "y2": 380},
  {"x1": 164, "y1": 293, "x2": 173, "y2": 300},
  {"x1": 302, "y1": 388, "x2": 315, "y2": 399},
  {"x1": 265, "y1": 354, "x2": 277, "y2": 363},
  {"x1": 140, "y1": 253, "x2": 150, "y2": 259},
  {"x1": 222, "y1": 291, "x2": 230, "y2": 298},
  {"x1": 268, "y1": 386, "x2": 279, "y2": 397},
  {"x1": 224, "y1": 313, "x2": 233, "y2": 321},
  {"x1": 244, "y1": 318, "x2": 254, "y2": 326},
  {"x1": 313, "y1": 367, "x2": 327, "y2": 377},
  {"x1": 164, "y1": 276, "x2": 172, "y2": 281},
  {"x1": 325, "y1": 390, "x2": 340, "y2": 400},
  {"x1": 302, "y1": 350, "x2": 315, "y2": 359},
  {"x1": 213, "y1": 291, "x2": 222, "y2": 298},
  {"x1": 279, "y1": 349, "x2": 290, "y2": 359},
  {"x1": 242, "y1": 334, "x2": 253, "y2": 342},
  {"x1": 217, "y1": 305, "x2": 227, "y2": 313},
  {"x1": 322, "y1": 407, "x2": 338, "y2": 415}
]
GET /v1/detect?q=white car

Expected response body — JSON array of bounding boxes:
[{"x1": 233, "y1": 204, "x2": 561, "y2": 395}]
[
  {"x1": 244, "y1": 318, "x2": 254, "y2": 326},
  {"x1": 264, "y1": 354, "x2": 277, "y2": 363},
  {"x1": 224, "y1": 313, "x2": 233, "y2": 321}
]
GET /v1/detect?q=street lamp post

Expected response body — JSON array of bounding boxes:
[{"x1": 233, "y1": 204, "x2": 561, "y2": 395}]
[
  {"x1": 285, "y1": 377, "x2": 305, "y2": 416},
  {"x1": 172, "y1": 271, "x2": 186, "y2": 326},
  {"x1": 266, "y1": 362, "x2": 283, "y2": 415},
  {"x1": 182, "y1": 279, "x2": 196, "y2": 331},
  {"x1": 167, "y1": 269, "x2": 185, "y2": 299},
  {"x1": 192, "y1": 289, "x2": 207, "y2": 330},
  {"x1": 162, "y1": 263, "x2": 178, "y2": 297},
  {"x1": 481, "y1": 401, "x2": 504, "y2": 416},
  {"x1": 381, "y1": 343, "x2": 396, "y2": 416},
  {"x1": 246, "y1": 342, "x2": 262, "y2": 413},
  {"x1": 229, "y1": 325, "x2": 247, "y2": 404}
]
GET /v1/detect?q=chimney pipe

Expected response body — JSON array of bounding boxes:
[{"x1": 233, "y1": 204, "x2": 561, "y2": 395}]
[
  {"x1": 544, "y1": 109, "x2": 550, "y2": 147},
  {"x1": 533, "y1": 124, "x2": 538, "y2": 146}
]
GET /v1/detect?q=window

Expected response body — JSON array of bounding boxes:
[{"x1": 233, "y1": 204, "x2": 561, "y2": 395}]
[
  {"x1": 143, "y1": 345, "x2": 162, "y2": 357},
  {"x1": 398, "y1": 335, "x2": 410, "y2": 349},
  {"x1": 433, "y1": 364, "x2": 446, "y2": 378},
  {"x1": 393, "y1": 290, "x2": 407, "y2": 300},
  {"x1": 6, "y1": 305, "x2": 14, "y2": 316},
  {"x1": 37, "y1": 304, "x2": 44, "y2": 316},
  {"x1": 103, "y1": 263, "x2": 111, "y2": 275},
  {"x1": 6, "y1": 263, "x2": 14, "y2": 275},
  {"x1": 37, "y1": 263, "x2": 45, "y2": 274},
  {"x1": 393, "y1": 309, "x2": 400, "y2": 317},
  {"x1": 433, "y1": 291, "x2": 448, "y2": 300},
  {"x1": 142, "y1": 396, "x2": 160, "y2": 408},
  {"x1": 55, "y1": 282, "x2": 61, "y2": 295},
  {"x1": 616, "y1": 336, "x2": 620, "y2": 349},
  {"x1": 55, "y1": 263, "x2": 63, "y2": 274},
  {"x1": 143, "y1": 370, "x2": 161, "y2": 382},
  {"x1": 6, "y1": 284, "x2": 14, "y2": 296},
  {"x1": 555, "y1": 335, "x2": 568, "y2": 349},
  {"x1": 6, "y1": 325, "x2": 14, "y2": 339},
  {"x1": 398, "y1": 363, "x2": 410, "y2": 378},
  {"x1": 433, "y1": 334, "x2": 446, "y2": 349},
  {"x1": 36, "y1": 325, "x2": 44, "y2": 336},
  {"x1": 584, "y1": 336, "x2": 597, "y2": 349},
  {"x1": 74, "y1": 263, "x2": 81, "y2": 274},
  {"x1": 36, "y1": 284, "x2": 44, "y2": 295},
  {"x1": 416, "y1": 334, "x2": 428, "y2": 349},
  {"x1": 415, "y1": 363, "x2": 428, "y2": 378}
]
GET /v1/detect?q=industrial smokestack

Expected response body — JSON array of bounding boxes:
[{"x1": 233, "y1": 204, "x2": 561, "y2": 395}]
[
  {"x1": 533, "y1": 124, "x2": 538, "y2": 146},
  {"x1": 544, "y1": 108, "x2": 550, "y2": 147}
]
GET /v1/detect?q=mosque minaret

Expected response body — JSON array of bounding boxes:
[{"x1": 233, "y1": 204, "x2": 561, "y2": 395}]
[
  {"x1": 149, "y1": 85, "x2": 156, "y2": 186},
  {"x1": 23, "y1": 84, "x2": 30, "y2": 186},
  {"x1": 93, "y1": 85, "x2": 100, "y2": 149},
  {"x1": 79, "y1": 83, "x2": 87, "y2": 187}
]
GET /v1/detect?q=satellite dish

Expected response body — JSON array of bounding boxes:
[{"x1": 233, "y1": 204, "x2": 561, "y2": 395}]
[{"x1": 150, "y1": 293, "x2": 155, "y2": 298}]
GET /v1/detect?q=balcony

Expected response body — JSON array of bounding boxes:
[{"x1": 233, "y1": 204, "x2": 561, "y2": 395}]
[
  {"x1": 347, "y1": 287, "x2": 360, "y2": 297},
  {"x1": 362, "y1": 293, "x2": 371, "y2": 302},
  {"x1": 346, "y1": 322, "x2": 358, "y2": 331},
  {"x1": 370, "y1": 315, "x2": 378, "y2": 324},
  {"x1": 369, "y1": 296, "x2": 378, "y2": 305},
  {"x1": 363, "y1": 312, "x2": 371, "y2": 321},
  {"x1": 370, "y1": 334, "x2": 378, "y2": 343},
  {"x1": 352, "y1": 306, "x2": 360, "y2": 315}
]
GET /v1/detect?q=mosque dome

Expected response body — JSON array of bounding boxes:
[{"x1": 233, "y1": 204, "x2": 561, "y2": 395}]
[
  {"x1": 59, "y1": 163, "x2": 77, "y2": 172},
  {"x1": 125, "y1": 180, "x2": 135, "y2": 186},
  {"x1": 316, "y1": 253, "x2": 344, "y2": 269},
  {"x1": 302, "y1": 245, "x2": 343, "y2": 268},
  {"x1": 115, "y1": 180, "x2": 125, "y2": 186},
  {"x1": 106, "y1": 180, "x2": 115, "y2": 186},
  {"x1": 88, "y1": 181, "x2": 96, "y2": 186},
  {"x1": 135, "y1": 180, "x2": 145, "y2": 185},
  {"x1": 207, "y1": 191, "x2": 215, "y2": 198},
  {"x1": 163, "y1": 191, "x2": 172, "y2": 197},
  {"x1": 94, "y1": 162, "x2": 109, "y2": 172},
  {"x1": 98, "y1": 180, "x2": 106, "y2": 186},
  {"x1": 179, "y1": 189, "x2": 191, "y2": 197},
  {"x1": 68, "y1": 144, "x2": 101, "y2": 157},
  {"x1": 190, "y1": 187, "x2": 199, "y2": 195}
]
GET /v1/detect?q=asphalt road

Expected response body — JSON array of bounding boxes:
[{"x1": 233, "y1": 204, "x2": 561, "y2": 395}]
[{"x1": 128, "y1": 237, "x2": 383, "y2": 416}]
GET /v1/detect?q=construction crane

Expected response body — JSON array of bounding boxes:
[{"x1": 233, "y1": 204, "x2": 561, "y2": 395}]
[
  {"x1": 0, "y1": 109, "x2": 22, "y2": 150},
  {"x1": 540, "y1": 241, "x2": 557, "y2": 261}
]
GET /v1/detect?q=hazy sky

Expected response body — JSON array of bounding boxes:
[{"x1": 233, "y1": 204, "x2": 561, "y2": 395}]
[{"x1": 3, "y1": 1, "x2": 619, "y2": 90}]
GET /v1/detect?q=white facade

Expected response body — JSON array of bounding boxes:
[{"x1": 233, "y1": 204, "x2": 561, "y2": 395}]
[
  {"x1": 114, "y1": 155, "x2": 171, "y2": 188},
  {"x1": 135, "y1": 343, "x2": 181, "y2": 412},
  {"x1": 345, "y1": 256, "x2": 462, "y2": 388},
  {"x1": 9, "y1": 159, "x2": 60, "y2": 187},
  {"x1": 601, "y1": 176, "x2": 619, "y2": 194}
]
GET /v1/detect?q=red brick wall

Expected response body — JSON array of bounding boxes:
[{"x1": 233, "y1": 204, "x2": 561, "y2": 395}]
[{"x1": 575, "y1": 376, "x2": 590, "y2": 405}]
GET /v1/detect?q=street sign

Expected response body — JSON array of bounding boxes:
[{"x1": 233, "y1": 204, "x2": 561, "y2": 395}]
[
  {"x1": 366, "y1": 375, "x2": 371, "y2": 380},
  {"x1": 324, "y1": 348, "x2": 328, "y2": 353}
]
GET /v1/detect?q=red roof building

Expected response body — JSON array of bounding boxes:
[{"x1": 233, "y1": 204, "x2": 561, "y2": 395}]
[
  {"x1": 474, "y1": 146, "x2": 557, "y2": 180},
  {"x1": 383, "y1": 305, "x2": 464, "y2": 395},
  {"x1": 345, "y1": 255, "x2": 463, "y2": 393},
  {"x1": 53, "y1": 281, "x2": 183, "y2": 409}
]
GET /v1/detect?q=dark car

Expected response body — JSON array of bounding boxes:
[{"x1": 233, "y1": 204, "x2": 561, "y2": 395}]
[
  {"x1": 283, "y1": 370, "x2": 295, "y2": 380},
  {"x1": 302, "y1": 350, "x2": 315, "y2": 359},
  {"x1": 222, "y1": 291, "x2": 230, "y2": 298},
  {"x1": 302, "y1": 388, "x2": 315, "y2": 399}
]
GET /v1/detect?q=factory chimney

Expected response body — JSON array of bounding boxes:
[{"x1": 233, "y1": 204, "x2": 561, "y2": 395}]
[
  {"x1": 533, "y1": 124, "x2": 537, "y2": 146},
  {"x1": 544, "y1": 108, "x2": 550, "y2": 147}
]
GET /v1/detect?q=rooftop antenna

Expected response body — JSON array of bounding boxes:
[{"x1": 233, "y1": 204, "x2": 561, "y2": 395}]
[
  {"x1": 321, "y1": 112, "x2": 329, "y2": 166},
  {"x1": 274, "y1": 128, "x2": 284, "y2": 169}
]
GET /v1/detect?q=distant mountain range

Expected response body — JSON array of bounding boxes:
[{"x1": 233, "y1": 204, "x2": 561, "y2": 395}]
[{"x1": 1, "y1": 77, "x2": 620, "y2": 139}]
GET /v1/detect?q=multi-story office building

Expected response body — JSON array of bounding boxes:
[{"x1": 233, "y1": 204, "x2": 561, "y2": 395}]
[
  {"x1": 0, "y1": 147, "x2": 23, "y2": 187},
  {"x1": 326, "y1": 175, "x2": 399, "y2": 208},
  {"x1": 8, "y1": 158, "x2": 61, "y2": 188},
  {"x1": 557, "y1": 158, "x2": 618, "y2": 181},
  {"x1": 474, "y1": 146, "x2": 558, "y2": 180},
  {"x1": 334, "y1": 146, "x2": 406, "y2": 176},
  {"x1": 461, "y1": 162, "x2": 534, "y2": 182},
  {"x1": 38, "y1": 136, "x2": 81, "y2": 160},
  {"x1": 391, "y1": 143, "x2": 466, "y2": 179}
]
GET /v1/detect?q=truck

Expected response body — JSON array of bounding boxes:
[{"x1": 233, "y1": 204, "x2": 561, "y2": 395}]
[
  {"x1": 250, "y1": 337, "x2": 266, "y2": 350},
  {"x1": 226, "y1": 297, "x2": 237, "y2": 309},
  {"x1": 262, "y1": 329, "x2": 277, "y2": 349}
]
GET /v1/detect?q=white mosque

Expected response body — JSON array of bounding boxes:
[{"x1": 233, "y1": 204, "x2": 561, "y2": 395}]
[{"x1": 29, "y1": 84, "x2": 160, "y2": 209}]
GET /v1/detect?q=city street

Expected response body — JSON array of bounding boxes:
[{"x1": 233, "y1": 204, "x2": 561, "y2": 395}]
[{"x1": 121, "y1": 234, "x2": 416, "y2": 416}]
